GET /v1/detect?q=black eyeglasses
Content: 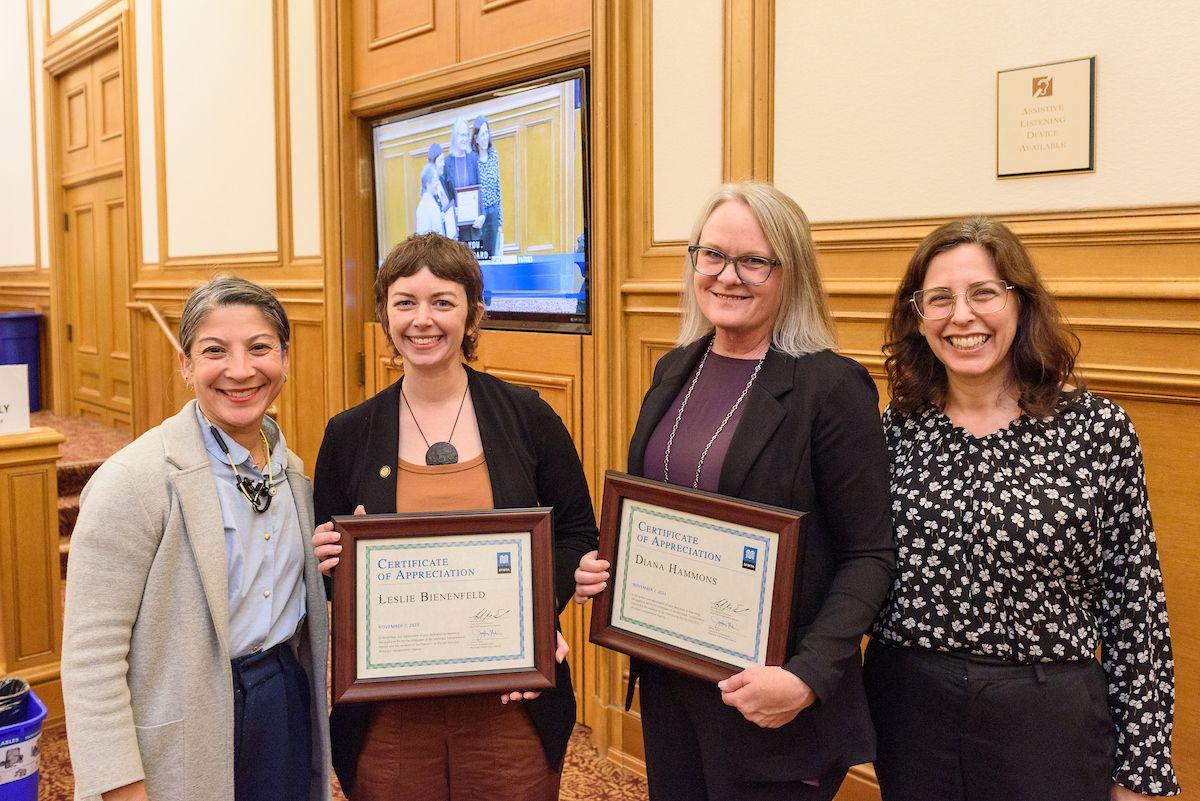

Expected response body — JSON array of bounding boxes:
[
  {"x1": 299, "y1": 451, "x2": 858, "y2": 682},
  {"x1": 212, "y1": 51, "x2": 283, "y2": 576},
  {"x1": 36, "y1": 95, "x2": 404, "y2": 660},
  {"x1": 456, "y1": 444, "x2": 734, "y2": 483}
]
[{"x1": 687, "y1": 245, "x2": 780, "y2": 286}]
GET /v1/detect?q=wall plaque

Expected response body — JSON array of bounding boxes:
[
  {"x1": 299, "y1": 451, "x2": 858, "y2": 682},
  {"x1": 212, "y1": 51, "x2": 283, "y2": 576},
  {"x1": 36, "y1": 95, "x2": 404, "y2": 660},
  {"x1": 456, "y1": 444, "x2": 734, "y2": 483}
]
[{"x1": 997, "y1": 56, "x2": 1095, "y2": 178}]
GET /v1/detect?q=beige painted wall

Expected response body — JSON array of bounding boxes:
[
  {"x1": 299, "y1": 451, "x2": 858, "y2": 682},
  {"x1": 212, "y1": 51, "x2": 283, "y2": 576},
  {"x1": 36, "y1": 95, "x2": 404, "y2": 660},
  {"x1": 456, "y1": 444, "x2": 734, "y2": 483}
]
[
  {"x1": 651, "y1": 0, "x2": 723, "y2": 242},
  {"x1": 49, "y1": 0, "x2": 105, "y2": 34},
  {"x1": 775, "y1": 2, "x2": 1200, "y2": 223},
  {"x1": 0, "y1": 1, "x2": 38, "y2": 268},
  {"x1": 161, "y1": 0, "x2": 279, "y2": 258},
  {"x1": 288, "y1": 0, "x2": 321, "y2": 259},
  {"x1": 134, "y1": 0, "x2": 158, "y2": 263}
]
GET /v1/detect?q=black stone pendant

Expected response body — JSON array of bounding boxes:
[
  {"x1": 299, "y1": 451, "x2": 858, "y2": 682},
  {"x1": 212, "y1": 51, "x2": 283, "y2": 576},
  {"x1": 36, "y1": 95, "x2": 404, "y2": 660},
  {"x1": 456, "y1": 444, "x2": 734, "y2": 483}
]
[{"x1": 425, "y1": 441, "x2": 459, "y2": 465}]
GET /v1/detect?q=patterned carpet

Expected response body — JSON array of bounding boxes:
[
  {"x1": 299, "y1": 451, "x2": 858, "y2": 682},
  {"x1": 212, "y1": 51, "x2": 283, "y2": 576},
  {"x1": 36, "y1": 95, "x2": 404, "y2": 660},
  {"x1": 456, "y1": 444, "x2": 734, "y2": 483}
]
[
  {"x1": 30, "y1": 411, "x2": 132, "y2": 494},
  {"x1": 35, "y1": 721, "x2": 647, "y2": 800}
]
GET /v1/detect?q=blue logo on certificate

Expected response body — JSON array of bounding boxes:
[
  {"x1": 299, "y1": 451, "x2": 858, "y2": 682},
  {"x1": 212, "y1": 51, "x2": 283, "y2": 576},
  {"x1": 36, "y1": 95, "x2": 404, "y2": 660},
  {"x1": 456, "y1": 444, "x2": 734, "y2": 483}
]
[
  {"x1": 497, "y1": 551, "x2": 512, "y2": 574},
  {"x1": 742, "y1": 546, "x2": 758, "y2": 571}
]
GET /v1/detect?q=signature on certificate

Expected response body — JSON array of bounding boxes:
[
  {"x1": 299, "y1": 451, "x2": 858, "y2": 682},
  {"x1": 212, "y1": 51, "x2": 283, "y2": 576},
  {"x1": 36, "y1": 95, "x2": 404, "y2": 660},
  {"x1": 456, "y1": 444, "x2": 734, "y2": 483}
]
[
  {"x1": 712, "y1": 598, "x2": 750, "y2": 614},
  {"x1": 470, "y1": 608, "x2": 513, "y2": 621}
]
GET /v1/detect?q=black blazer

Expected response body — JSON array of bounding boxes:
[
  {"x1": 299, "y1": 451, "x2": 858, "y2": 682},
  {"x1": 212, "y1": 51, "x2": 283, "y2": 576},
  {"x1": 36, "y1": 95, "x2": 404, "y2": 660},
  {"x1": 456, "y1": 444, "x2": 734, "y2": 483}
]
[
  {"x1": 313, "y1": 366, "x2": 598, "y2": 792},
  {"x1": 627, "y1": 336, "x2": 895, "y2": 781}
]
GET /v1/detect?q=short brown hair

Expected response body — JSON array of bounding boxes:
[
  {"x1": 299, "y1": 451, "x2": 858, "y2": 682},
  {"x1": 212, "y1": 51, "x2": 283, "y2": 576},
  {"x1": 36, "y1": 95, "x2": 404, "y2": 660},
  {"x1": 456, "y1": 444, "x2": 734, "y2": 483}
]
[
  {"x1": 883, "y1": 216, "x2": 1082, "y2": 417},
  {"x1": 374, "y1": 233, "x2": 484, "y2": 361}
]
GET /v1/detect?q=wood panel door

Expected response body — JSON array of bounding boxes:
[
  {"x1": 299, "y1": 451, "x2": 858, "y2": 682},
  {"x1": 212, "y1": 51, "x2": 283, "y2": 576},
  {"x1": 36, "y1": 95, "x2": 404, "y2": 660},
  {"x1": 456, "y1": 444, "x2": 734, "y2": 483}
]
[{"x1": 57, "y1": 46, "x2": 132, "y2": 432}]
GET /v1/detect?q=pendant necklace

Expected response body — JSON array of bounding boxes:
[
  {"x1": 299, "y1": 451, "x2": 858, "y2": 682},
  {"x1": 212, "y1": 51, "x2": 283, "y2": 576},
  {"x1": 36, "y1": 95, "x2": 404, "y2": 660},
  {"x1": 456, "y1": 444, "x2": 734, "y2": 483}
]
[
  {"x1": 203, "y1": 414, "x2": 275, "y2": 513},
  {"x1": 403, "y1": 382, "x2": 470, "y2": 465},
  {"x1": 663, "y1": 340, "x2": 765, "y2": 488}
]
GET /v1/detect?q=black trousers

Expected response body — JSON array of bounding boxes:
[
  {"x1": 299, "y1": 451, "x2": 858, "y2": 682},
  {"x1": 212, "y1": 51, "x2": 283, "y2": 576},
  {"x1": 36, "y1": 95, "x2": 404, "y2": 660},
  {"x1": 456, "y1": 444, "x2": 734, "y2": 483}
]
[
  {"x1": 863, "y1": 639, "x2": 1116, "y2": 801},
  {"x1": 232, "y1": 642, "x2": 313, "y2": 801},
  {"x1": 639, "y1": 664, "x2": 847, "y2": 801}
]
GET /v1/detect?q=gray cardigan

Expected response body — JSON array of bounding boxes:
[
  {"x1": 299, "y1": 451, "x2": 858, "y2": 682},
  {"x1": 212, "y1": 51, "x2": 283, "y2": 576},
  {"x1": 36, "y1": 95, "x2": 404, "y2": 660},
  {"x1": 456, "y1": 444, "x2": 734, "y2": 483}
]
[{"x1": 61, "y1": 401, "x2": 332, "y2": 801}]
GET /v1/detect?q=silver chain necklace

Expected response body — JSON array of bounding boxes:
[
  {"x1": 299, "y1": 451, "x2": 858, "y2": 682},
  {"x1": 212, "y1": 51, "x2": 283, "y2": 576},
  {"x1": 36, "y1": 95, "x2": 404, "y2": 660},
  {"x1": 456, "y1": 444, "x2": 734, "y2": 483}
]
[{"x1": 663, "y1": 341, "x2": 766, "y2": 488}]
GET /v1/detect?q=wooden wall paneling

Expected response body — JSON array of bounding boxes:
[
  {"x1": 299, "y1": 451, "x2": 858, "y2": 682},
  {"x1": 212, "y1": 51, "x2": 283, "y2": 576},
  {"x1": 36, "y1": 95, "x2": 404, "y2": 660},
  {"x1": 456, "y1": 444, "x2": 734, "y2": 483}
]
[
  {"x1": 274, "y1": 0, "x2": 295, "y2": 270},
  {"x1": 317, "y1": 0, "x2": 351, "y2": 417},
  {"x1": 269, "y1": 294, "x2": 327, "y2": 471},
  {"x1": 722, "y1": 0, "x2": 773, "y2": 183},
  {"x1": 0, "y1": 428, "x2": 66, "y2": 723},
  {"x1": 456, "y1": 0, "x2": 589, "y2": 63},
  {"x1": 348, "y1": 12, "x2": 587, "y2": 116},
  {"x1": 351, "y1": 0, "x2": 457, "y2": 97}
]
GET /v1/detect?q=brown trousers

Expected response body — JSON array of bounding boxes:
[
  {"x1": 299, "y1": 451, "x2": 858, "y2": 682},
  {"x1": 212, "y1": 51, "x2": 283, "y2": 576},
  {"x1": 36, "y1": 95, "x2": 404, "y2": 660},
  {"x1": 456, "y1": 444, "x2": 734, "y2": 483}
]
[{"x1": 352, "y1": 693, "x2": 561, "y2": 801}]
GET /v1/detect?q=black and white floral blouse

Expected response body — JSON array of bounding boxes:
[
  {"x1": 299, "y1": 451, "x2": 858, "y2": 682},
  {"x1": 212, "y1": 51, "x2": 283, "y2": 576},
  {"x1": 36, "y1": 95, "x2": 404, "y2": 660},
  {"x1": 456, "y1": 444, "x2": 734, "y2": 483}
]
[{"x1": 872, "y1": 391, "x2": 1178, "y2": 795}]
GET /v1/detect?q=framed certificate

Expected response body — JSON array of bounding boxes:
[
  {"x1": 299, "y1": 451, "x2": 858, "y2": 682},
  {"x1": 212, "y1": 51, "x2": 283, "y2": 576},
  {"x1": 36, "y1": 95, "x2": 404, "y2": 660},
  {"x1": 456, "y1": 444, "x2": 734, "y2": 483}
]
[
  {"x1": 589, "y1": 472, "x2": 803, "y2": 682},
  {"x1": 453, "y1": 184, "x2": 481, "y2": 221},
  {"x1": 331, "y1": 508, "x2": 558, "y2": 703}
]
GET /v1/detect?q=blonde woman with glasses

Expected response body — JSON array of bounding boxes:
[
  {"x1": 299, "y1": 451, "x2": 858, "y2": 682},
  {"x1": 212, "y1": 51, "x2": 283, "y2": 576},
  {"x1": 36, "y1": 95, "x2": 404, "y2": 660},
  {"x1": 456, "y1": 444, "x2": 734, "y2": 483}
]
[
  {"x1": 574, "y1": 182, "x2": 895, "y2": 801},
  {"x1": 865, "y1": 217, "x2": 1178, "y2": 800}
]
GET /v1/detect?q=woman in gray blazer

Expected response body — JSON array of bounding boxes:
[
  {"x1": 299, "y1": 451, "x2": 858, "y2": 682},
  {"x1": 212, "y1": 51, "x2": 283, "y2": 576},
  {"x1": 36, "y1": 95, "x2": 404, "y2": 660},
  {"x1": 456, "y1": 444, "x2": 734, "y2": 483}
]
[{"x1": 61, "y1": 276, "x2": 332, "y2": 801}]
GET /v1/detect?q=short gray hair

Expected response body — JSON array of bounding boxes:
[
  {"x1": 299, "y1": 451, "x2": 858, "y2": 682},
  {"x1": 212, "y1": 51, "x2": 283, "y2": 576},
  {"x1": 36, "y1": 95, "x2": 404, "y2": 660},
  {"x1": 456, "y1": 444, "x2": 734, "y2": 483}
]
[
  {"x1": 179, "y1": 275, "x2": 291, "y2": 356},
  {"x1": 677, "y1": 183, "x2": 838, "y2": 357}
]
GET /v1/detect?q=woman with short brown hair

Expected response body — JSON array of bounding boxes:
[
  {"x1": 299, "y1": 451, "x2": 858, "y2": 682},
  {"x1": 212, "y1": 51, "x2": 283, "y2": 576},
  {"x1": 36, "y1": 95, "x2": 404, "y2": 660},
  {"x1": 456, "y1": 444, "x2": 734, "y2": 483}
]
[
  {"x1": 311, "y1": 233, "x2": 597, "y2": 800},
  {"x1": 866, "y1": 217, "x2": 1178, "y2": 800}
]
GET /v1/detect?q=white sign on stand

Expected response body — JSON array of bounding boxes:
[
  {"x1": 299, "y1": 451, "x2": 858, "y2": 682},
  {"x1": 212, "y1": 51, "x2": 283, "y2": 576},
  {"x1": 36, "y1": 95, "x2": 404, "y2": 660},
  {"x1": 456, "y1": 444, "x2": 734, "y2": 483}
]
[{"x1": 0, "y1": 365, "x2": 32, "y2": 435}]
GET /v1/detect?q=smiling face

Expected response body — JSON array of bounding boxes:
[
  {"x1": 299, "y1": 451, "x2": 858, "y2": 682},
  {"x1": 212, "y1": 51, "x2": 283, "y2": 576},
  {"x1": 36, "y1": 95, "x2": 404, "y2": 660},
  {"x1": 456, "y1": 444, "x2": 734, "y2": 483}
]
[
  {"x1": 386, "y1": 267, "x2": 480, "y2": 374},
  {"x1": 475, "y1": 121, "x2": 491, "y2": 153},
  {"x1": 692, "y1": 200, "x2": 784, "y2": 354},
  {"x1": 918, "y1": 243, "x2": 1019, "y2": 392},
  {"x1": 451, "y1": 119, "x2": 470, "y2": 155},
  {"x1": 179, "y1": 304, "x2": 288, "y2": 442}
]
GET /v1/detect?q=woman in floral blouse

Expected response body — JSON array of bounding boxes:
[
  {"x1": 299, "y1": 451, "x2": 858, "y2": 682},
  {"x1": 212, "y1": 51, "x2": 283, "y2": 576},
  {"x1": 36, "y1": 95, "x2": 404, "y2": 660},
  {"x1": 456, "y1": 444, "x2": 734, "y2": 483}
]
[
  {"x1": 471, "y1": 115, "x2": 503, "y2": 259},
  {"x1": 866, "y1": 216, "x2": 1178, "y2": 800}
]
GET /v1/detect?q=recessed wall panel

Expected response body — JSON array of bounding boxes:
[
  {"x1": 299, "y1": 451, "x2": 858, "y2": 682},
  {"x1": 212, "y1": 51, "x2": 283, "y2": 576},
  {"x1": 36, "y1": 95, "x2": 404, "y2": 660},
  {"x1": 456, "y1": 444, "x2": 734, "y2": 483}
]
[
  {"x1": 48, "y1": 0, "x2": 106, "y2": 34},
  {"x1": 289, "y1": 0, "x2": 321, "y2": 258},
  {"x1": 651, "y1": 0, "x2": 722, "y2": 242},
  {"x1": 0, "y1": 1, "x2": 37, "y2": 267},
  {"x1": 135, "y1": 0, "x2": 159, "y2": 263},
  {"x1": 775, "y1": 3, "x2": 1200, "y2": 222},
  {"x1": 162, "y1": 0, "x2": 278, "y2": 257},
  {"x1": 32, "y1": 0, "x2": 49, "y2": 267}
]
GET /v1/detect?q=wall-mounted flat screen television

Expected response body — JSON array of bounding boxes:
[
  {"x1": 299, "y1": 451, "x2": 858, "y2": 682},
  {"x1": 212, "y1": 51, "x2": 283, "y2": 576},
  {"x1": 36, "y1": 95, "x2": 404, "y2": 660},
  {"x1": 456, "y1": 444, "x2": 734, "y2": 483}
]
[{"x1": 371, "y1": 69, "x2": 590, "y2": 334}]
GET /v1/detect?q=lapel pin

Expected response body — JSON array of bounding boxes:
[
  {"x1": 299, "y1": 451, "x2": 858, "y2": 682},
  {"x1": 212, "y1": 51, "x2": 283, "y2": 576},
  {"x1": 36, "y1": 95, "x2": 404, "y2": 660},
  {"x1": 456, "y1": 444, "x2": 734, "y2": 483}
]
[{"x1": 379, "y1": 465, "x2": 392, "y2": 478}]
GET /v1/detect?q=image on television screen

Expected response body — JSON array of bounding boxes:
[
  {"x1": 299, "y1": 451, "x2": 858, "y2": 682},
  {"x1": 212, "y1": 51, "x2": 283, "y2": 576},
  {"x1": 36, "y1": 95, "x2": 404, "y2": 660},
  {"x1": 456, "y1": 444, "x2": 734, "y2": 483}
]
[{"x1": 371, "y1": 70, "x2": 589, "y2": 333}]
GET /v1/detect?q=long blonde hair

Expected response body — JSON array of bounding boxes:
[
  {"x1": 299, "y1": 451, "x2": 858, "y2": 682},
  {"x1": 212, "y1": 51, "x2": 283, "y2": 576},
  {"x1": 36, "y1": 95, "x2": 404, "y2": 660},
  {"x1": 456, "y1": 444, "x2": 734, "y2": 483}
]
[{"x1": 676, "y1": 182, "x2": 837, "y2": 356}]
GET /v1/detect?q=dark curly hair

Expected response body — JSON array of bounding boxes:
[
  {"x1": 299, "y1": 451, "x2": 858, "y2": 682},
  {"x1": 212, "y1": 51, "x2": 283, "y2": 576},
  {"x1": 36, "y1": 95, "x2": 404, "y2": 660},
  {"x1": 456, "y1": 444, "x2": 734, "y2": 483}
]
[
  {"x1": 883, "y1": 216, "x2": 1082, "y2": 417},
  {"x1": 374, "y1": 233, "x2": 484, "y2": 362}
]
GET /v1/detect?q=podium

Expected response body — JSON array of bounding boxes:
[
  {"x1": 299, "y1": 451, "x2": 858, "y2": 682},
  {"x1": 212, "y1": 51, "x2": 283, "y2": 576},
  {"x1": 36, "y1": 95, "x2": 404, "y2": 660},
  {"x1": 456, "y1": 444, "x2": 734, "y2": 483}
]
[{"x1": 0, "y1": 428, "x2": 65, "y2": 723}]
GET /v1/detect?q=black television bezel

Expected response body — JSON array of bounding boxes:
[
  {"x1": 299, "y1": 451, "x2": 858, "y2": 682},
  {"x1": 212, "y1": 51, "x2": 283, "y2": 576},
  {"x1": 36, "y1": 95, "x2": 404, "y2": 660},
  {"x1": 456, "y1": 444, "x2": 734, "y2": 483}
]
[{"x1": 369, "y1": 68, "x2": 592, "y2": 336}]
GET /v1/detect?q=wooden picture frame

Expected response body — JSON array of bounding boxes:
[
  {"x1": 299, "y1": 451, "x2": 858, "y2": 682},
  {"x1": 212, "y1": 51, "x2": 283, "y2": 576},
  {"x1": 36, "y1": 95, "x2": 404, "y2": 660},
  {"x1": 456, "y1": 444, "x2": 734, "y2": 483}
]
[
  {"x1": 589, "y1": 472, "x2": 803, "y2": 682},
  {"x1": 331, "y1": 508, "x2": 557, "y2": 704}
]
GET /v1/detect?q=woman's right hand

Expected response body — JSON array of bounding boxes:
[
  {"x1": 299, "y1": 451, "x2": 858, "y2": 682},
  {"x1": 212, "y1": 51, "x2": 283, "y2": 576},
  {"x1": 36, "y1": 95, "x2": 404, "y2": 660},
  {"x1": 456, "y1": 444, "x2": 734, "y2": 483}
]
[
  {"x1": 313, "y1": 504, "x2": 365, "y2": 575},
  {"x1": 102, "y1": 781, "x2": 148, "y2": 801},
  {"x1": 573, "y1": 550, "x2": 610, "y2": 603}
]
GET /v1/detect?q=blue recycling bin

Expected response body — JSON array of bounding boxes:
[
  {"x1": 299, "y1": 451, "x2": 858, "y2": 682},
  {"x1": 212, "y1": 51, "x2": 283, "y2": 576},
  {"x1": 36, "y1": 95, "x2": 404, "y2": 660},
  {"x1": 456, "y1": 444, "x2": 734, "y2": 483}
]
[
  {"x1": 0, "y1": 687, "x2": 47, "y2": 801},
  {"x1": 0, "y1": 313, "x2": 42, "y2": 412}
]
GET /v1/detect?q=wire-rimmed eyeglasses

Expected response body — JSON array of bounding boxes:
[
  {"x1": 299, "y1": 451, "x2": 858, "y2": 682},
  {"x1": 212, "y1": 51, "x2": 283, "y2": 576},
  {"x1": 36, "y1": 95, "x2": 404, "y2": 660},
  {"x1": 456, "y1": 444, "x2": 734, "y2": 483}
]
[
  {"x1": 911, "y1": 280, "x2": 1016, "y2": 320},
  {"x1": 687, "y1": 245, "x2": 781, "y2": 286}
]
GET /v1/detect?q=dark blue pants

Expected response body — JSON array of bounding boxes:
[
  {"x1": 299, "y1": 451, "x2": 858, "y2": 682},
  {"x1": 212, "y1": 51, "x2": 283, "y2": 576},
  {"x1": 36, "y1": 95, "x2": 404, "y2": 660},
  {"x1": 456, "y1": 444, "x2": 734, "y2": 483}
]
[{"x1": 232, "y1": 642, "x2": 313, "y2": 801}]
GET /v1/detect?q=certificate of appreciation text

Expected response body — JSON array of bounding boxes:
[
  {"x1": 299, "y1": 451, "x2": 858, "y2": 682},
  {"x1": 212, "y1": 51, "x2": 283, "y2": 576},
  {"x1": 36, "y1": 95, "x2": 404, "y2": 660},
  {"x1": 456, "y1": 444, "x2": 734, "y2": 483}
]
[
  {"x1": 357, "y1": 531, "x2": 535, "y2": 679},
  {"x1": 608, "y1": 500, "x2": 778, "y2": 669}
]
